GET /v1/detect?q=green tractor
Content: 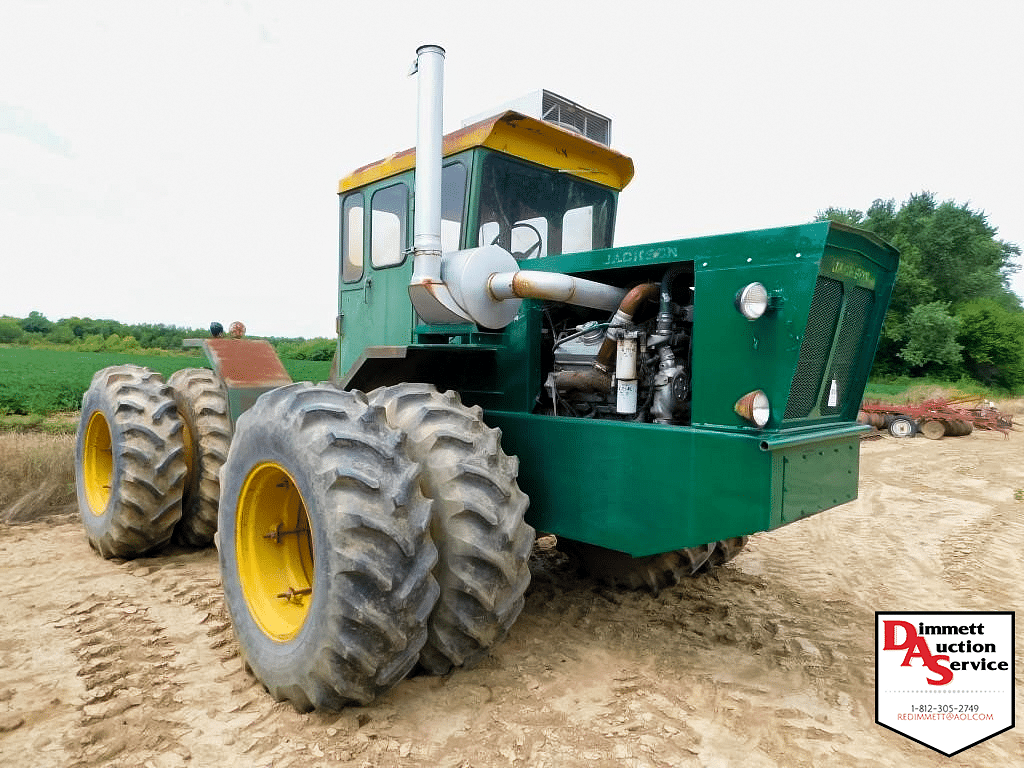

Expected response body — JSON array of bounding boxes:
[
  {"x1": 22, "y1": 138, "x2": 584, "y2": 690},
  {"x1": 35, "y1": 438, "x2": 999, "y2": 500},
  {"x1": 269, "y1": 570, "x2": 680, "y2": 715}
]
[{"x1": 75, "y1": 45, "x2": 898, "y2": 711}]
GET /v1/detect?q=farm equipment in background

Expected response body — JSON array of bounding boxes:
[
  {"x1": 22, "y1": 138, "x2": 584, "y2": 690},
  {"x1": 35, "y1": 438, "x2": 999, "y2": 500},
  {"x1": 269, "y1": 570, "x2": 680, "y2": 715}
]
[
  {"x1": 859, "y1": 396, "x2": 1014, "y2": 439},
  {"x1": 73, "y1": 45, "x2": 899, "y2": 710}
]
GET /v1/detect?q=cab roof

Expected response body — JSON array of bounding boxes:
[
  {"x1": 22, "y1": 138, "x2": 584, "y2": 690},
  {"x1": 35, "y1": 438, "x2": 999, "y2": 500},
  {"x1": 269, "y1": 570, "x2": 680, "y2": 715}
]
[{"x1": 338, "y1": 111, "x2": 635, "y2": 194}]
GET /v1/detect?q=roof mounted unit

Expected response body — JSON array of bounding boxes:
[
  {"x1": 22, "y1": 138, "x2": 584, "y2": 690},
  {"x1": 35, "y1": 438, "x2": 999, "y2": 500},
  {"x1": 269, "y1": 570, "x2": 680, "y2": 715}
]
[{"x1": 462, "y1": 90, "x2": 612, "y2": 146}]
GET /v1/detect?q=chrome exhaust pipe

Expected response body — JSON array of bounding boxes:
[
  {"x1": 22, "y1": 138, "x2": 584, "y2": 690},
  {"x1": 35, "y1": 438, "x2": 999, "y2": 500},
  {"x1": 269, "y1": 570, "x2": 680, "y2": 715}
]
[
  {"x1": 412, "y1": 44, "x2": 444, "y2": 265},
  {"x1": 408, "y1": 44, "x2": 470, "y2": 324}
]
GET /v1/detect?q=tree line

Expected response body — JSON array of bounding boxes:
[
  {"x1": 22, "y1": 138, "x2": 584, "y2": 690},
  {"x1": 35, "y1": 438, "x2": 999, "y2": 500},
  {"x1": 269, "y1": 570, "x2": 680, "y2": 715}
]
[
  {"x1": 0, "y1": 313, "x2": 335, "y2": 362},
  {"x1": 817, "y1": 191, "x2": 1023, "y2": 390}
]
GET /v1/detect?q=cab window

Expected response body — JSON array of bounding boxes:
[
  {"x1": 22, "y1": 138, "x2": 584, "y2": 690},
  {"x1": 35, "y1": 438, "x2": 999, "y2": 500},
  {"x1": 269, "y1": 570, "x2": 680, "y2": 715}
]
[
  {"x1": 477, "y1": 153, "x2": 614, "y2": 258},
  {"x1": 371, "y1": 183, "x2": 409, "y2": 268},
  {"x1": 341, "y1": 192, "x2": 364, "y2": 283},
  {"x1": 441, "y1": 162, "x2": 467, "y2": 252},
  {"x1": 562, "y1": 205, "x2": 594, "y2": 254}
]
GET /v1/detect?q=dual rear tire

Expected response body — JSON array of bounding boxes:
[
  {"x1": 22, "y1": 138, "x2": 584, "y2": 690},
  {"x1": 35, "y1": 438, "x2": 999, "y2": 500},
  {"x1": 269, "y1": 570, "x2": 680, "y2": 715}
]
[
  {"x1": 76, "y1": 371, "x2": 534, "y2": 709},
  {"x1": 368, "y1": 383, "x2": 535, "y2": 675},
  {"x1": 217, "y1": 382, "x2": 534, "y2": 710},
  {"x1": 218, "y1": 383, "x2": 441, "y2": 709},
  {"x1": 168, "y1": 368, "x2": 232, "y2": 546},
  {"x1": 75, "y1": 365, "x2": 231, "y2": 557}
]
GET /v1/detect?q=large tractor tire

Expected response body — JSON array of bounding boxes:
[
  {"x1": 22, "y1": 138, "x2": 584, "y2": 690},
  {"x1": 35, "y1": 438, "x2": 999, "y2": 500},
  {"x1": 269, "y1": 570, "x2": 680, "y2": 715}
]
[
  {"x1": 369, "y1": 384, "x2": 534, "y2": 675},
  {"x1": 218, "y1": 383, "x2": 439, "y2": 711},
  {"x1": 168, "y1": 367, "x2": 232, "y2": 547},
  {"x1": 563, "y1": 536, "x2": 747, "y2": 594},
  {"x1": 75, "y1": 365, "x2": 186, "y2": 559}
]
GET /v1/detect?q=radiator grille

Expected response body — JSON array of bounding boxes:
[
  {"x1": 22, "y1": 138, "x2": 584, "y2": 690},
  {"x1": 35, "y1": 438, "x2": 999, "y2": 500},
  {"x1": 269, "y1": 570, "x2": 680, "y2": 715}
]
[
  {"x1": 784, "y1": 277, "x2": 874, "y2": 420},
  {"x1": 784, "y1": 277, "x2": 841, "y2": 419},
  {"x1": 820, "y1": 286, "x2": 874, "y2": 416}
]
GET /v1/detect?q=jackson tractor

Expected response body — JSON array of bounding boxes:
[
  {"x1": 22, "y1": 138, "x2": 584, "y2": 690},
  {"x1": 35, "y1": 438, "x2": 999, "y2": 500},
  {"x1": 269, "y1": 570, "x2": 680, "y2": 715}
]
[{"x1": 74, "y1": 45, "x2": 899, "y2": 710}]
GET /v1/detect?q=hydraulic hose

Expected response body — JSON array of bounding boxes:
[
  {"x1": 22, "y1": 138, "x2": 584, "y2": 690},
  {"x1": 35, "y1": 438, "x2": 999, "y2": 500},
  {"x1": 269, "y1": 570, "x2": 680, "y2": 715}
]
[
  {"x1": 594, "y1": 282, "x2": 659, "y2": 372},
  {"x1": 655, "y1": 264, "x2": 689, "y2": 339}
]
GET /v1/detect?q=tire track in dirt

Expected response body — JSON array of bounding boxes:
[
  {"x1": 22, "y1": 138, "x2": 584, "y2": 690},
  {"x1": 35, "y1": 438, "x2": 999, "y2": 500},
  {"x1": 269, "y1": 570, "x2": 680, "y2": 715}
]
[
  {"x1": 505, "y1": 546, "x2": 876, "y2": 767},
  {"x1": 110, "y1": 550, "x2": 279, "y2": 766},
  {"x1": 111, "y1": 550, "x2": 371, "y2": 767},
  {"x1": 933, "y1": 438, "x2": 1024, "y2": 611},
  {"x1": 57, "y1": 594, "x2": 187, "y2": 766},
  {"x1": 0, "y1": 519, "x2": 85, "y2": 768},
  {"x1": 122, "y1": 554, "x2": 240, "y2": 665},
  {"x1": 34, "y1": 542, "x2": 281, "y2": 768}
]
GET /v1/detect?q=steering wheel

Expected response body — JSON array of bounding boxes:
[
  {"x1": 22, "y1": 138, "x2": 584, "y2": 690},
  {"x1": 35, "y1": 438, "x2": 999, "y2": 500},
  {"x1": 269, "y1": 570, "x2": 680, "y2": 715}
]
[
  {"x1": 510, "y1": 221, "x2": 544, "y2": 259},
  {"x1": 492, "y1": 222, "x2": 544, "y2": 259}
]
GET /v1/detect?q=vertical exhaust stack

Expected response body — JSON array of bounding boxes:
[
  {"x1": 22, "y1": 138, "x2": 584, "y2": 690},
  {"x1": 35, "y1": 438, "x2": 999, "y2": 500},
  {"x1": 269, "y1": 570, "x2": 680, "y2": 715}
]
[
  {"x1": 412, "y1": 44, "x2": 443, "y2": 266},
  {"x1": 408, "y1": 44, "x2": 471, "y2": 324}
]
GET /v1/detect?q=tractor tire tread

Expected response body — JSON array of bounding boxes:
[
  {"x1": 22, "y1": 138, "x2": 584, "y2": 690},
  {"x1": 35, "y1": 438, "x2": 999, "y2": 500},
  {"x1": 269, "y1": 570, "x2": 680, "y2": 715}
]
[
  {"x1": 563, "y1": 536, "x2": 748, "y2": 594},
  {"x1": 219, "y1": 383, "x2": 439, "y2": 710},
  {"x1": 75, "y1": 365, "x2": 186, "y2": 559},
  {"x1": 169, "y1": 367, "x2": 232, "y2": 547},
  {"x1": 369, "y1": 383, "x2": 534, "y2": 675}
]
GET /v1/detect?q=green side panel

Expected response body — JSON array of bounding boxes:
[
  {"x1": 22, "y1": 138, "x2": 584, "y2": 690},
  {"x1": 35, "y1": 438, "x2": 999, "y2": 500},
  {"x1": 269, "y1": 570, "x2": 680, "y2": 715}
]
[
  {"x1": 487, "y1": 411, "x2": 864, "y2": 557},
  {"x1": 689, "y1": 229, "x2": 826, "y2": 430},
  {"x1": 488, "y1": 302, "x2": 544, "y2": 412},
  {"x1": 775, "y1": 439, "x2": 860, "y2": 527}
]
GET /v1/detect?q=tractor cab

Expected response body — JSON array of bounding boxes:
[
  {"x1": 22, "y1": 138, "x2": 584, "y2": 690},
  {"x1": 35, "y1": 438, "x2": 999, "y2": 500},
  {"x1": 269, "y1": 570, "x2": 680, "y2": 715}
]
[{"x1": 335, "y1": 96, "x2": 634, "y2": 380}]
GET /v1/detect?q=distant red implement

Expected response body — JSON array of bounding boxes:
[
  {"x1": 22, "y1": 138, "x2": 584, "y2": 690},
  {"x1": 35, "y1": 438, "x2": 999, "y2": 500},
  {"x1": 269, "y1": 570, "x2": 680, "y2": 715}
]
[{"x1": 858, "y1": 396, "x2": 1014, "y2": 440}]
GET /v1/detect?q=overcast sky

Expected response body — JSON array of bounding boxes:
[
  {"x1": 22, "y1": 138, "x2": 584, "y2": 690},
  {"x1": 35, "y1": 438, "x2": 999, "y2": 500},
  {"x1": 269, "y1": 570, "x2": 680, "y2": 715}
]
[{"x1": 2, "y1": 0, "x2": 1022, "y2": 338}]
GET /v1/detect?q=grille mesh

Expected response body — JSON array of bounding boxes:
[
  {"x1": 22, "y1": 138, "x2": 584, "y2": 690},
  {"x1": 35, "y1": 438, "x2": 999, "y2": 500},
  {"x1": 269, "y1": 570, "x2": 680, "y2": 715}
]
[
  {"x1": 784, "y1": 277, "x2": 842, "y2": 419},
  {"x1": 820, "y1": 286, "x2": 874, "y2": 416}
]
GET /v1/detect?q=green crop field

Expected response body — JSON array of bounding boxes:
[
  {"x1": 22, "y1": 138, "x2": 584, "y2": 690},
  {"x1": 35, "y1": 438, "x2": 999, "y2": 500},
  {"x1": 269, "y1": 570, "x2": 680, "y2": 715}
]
[{"x1": 0, "y1": 347, "x2": 332, "y2": 415}]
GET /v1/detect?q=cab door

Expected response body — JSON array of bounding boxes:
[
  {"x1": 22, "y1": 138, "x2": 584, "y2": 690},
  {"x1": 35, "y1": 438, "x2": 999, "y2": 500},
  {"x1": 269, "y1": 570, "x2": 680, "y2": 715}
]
[
  {"x1": 336, "y1": 162, "x2": 469, "y2": 379},
  {"x1": 338, "y1": 182, "x2": 415, "y2": 378}
]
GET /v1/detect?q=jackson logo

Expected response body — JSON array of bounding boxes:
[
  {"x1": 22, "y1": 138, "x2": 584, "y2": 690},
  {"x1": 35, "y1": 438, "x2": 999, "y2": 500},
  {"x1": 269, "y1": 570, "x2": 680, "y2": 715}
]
[
  {"x1": 875, "y1": 611, "x2": 1015, "y2": 756},
  {"x1": 827, "y1": 258, "x2": 876, "y2": 289}
]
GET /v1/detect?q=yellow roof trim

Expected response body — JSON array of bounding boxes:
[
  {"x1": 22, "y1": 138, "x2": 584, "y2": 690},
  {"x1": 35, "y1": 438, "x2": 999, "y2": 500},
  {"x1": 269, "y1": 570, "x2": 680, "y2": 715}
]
[{"x1": 338, "y1": 111, "x2": 635, "y2": 193}]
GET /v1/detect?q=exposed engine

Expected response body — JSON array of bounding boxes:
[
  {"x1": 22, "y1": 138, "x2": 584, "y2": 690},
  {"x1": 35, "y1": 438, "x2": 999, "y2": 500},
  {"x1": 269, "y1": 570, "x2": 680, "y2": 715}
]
[{"x1": 540, "y1": 264, "x2": 694, "y2": 425}]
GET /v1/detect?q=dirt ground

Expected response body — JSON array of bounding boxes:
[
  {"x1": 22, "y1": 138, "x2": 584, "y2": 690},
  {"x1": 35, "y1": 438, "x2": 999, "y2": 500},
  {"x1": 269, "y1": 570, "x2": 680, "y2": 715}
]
[{"x1": 1, "y1": 428, "x2": 1021, "y2": 768}]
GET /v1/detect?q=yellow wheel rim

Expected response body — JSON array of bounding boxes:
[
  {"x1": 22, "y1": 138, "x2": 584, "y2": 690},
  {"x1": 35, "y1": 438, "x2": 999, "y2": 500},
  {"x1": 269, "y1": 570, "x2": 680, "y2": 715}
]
[
  {"x1": 82, "y1": 411, "x2": 113, "y2": 515},
  {"x1": 236, "y1": 463, "x2": 315, "y2": 642}
]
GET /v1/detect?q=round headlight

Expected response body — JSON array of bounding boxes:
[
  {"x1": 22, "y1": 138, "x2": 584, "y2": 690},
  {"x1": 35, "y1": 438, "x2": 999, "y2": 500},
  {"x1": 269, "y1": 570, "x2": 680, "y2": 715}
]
[
  {"x1": 750, "y1": 391, "x2": 770, "y2": 426},
  {"x1": 734, "y1": 390, "x2": 771, "y2": 427},
  {"x1": 736, "y1": 282, "x2": 769, "y2": 320}
]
